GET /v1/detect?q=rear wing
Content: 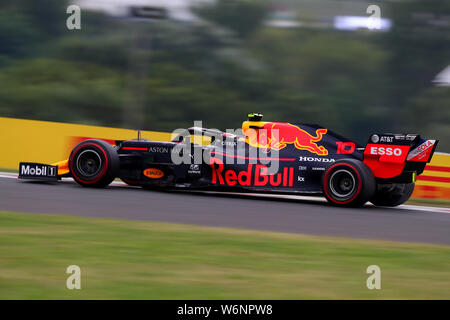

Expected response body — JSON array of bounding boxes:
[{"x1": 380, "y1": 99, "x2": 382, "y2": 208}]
[{"x1": 363, "y1": 133, "x2": 438, "y2": 183}]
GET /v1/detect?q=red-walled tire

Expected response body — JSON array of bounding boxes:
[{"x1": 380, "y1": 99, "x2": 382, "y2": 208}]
[
  {"x1": 322, "y1": 159, "x2": 375, "y2": 207},
  {"x1": 69, "y1": 139, "x2": 119, "y2": 188},
  {"x1": 120, "y1": 178, "x2": 141, "y2": 186}
]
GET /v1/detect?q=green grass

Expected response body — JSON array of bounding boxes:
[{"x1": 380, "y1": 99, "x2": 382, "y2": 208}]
[
  {"x1": 0, "y1": 210, "x2": 449, "y2": 299},
  {"x1": 0, "y1": 168, "x2": 18, "y2": 173}
]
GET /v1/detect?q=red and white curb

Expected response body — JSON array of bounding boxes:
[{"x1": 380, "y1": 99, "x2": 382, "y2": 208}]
[
  {"x1": 1, "y1": 172, "x2": 449, "y2": 213},
  {"x1": 0, "y1": 172, "x2": 19, "y2": 179}
]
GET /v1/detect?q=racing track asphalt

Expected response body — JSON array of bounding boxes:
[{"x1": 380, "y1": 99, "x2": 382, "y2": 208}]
[{"x1": 1, "y1": 176, "x2": 450, "y2": 245}]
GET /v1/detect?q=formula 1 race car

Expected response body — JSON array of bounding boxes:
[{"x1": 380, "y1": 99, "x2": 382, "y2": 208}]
[{"x1": 19, "y1": 113, "x2": 438, "y2": 207}]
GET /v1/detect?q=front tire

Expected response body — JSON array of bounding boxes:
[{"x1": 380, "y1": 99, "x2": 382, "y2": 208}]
[
  {"x1": 322, "y1": 159, "x2": 376, "y2": 207},
  {"x1": 370, "y1": 183, "x2": 415, "y2": 207},
  {"x1": 69, "y1": 139, "x2": 119, "y2": 188}
]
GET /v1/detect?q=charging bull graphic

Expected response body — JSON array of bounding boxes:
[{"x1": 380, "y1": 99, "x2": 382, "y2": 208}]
[{"x1": 246, "y1": 122, "x2": 328, "y2": 156}]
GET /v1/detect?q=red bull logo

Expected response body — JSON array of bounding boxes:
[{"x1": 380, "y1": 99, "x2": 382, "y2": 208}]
[
  {"x1": 211, "y1": 158, "x2": 294, "y2": 187},
  {"x1": 246, "y1": 122, "x2": 328, "y2": 156}
]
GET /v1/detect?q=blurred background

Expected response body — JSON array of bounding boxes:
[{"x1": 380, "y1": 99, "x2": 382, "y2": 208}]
[{"x1": 0, "y1": 0, "x2": 448, "y2": 149}]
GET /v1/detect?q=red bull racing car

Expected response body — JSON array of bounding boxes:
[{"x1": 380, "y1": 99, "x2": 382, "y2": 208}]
[{"x1": 19, "y1": 113, "x2": 438, "y2": 207}]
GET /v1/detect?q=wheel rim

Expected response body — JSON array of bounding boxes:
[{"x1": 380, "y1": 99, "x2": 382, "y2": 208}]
[
  {"x1": 329, "y1": 169, "x2": 356, "y2": 200},
  {"x1": 76, "y1": 150, "x2": 102, "y2": 177}
]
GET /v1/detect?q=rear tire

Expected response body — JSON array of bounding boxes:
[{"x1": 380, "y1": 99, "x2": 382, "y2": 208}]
[
  {"x1": 69, "y1": 139, "x2": 119, "y2": 188},
  {"x1": 322, "y1": 159, "x2": 376, "y2": 207},
  {"x1": 370, "y1": 183, "x2": 415, "y2": 207}
]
